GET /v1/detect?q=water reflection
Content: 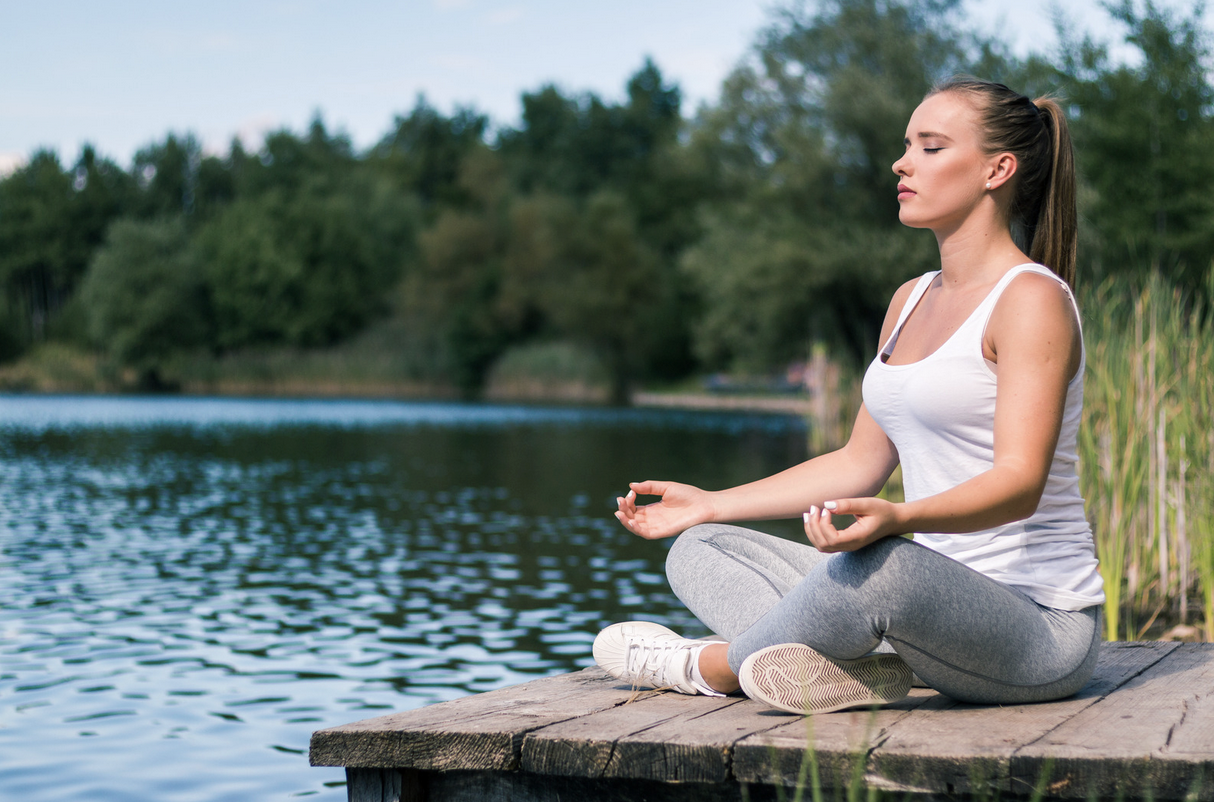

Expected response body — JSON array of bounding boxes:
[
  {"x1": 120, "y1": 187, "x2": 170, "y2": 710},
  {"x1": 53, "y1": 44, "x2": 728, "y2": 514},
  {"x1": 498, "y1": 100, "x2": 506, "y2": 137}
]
[{"x1": 0, "y1": 396, "x2": 807, "y2": 801}]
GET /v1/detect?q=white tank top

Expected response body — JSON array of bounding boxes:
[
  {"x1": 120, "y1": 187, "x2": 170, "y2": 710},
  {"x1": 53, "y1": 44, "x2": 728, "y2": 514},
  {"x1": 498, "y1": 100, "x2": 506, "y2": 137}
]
[{"x1": 862, "y1": 264, "x2": 1104, "y2": 611}]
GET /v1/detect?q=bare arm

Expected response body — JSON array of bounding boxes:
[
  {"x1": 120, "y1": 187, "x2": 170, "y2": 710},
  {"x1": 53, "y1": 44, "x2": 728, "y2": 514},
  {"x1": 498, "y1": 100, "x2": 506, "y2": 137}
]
[
  {"x1": 615, "y1": 279, "x2": 919, "y2": 540},
  {"x1": 803, "y1": 272, "x2": 1081, "y2": 551}
]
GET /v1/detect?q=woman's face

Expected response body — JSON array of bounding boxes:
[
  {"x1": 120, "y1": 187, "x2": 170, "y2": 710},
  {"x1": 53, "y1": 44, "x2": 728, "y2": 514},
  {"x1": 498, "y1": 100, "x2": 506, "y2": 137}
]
[{"x1": 891, "y1": 91, "x2": 995, "y2": 232}]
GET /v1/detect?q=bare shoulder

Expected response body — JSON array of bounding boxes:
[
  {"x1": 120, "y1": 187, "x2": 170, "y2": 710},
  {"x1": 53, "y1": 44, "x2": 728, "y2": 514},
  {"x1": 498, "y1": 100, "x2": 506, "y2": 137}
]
[
  {"x1": 988, "y1": 270, "x2": 1081, "y2": 372},
  {"x1": 994, "y1": 270, "x2": 1078, "y2": 332}
]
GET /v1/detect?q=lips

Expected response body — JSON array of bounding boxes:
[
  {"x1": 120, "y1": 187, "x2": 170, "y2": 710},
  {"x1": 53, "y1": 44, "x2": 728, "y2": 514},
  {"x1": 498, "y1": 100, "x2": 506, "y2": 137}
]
[{"x1": 897, "y1": 183, "x2": 915, "y2": 200}]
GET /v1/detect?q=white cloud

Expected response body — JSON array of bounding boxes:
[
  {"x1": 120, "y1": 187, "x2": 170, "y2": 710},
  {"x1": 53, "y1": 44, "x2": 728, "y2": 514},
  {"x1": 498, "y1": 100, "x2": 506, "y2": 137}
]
[
  {"x1": 203, "y1": 114, "x2": 281, "y2": 155},
  {"x1": 0, "y1": 153, "x2": 26, "y2": 177}
]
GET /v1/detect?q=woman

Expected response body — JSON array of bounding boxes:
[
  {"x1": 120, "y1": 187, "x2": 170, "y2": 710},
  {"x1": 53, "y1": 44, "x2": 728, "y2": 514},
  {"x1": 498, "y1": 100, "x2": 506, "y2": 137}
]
[{"x1": 592, "y1": 78, "x2": 1105, "y2": 715}]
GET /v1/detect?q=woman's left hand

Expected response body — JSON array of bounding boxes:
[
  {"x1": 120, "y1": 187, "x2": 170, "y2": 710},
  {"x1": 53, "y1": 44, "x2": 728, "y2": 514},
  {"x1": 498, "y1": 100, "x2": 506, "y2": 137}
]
[{"x1": 803, "y1": 497, "x2": 903, "y2": 553}]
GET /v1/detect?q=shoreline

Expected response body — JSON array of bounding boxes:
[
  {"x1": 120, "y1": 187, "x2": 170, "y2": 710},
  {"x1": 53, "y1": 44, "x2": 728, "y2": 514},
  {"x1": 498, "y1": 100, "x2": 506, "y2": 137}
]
[
  {"x1": 0, "y1": 380, "x2": 812, "y2": 417},
  {"x1": 631, "y1": 390, "x2": 810, "y2": 415},
  {"x1": 0, "y1": 344, "x2": 813, "y2": 417}
]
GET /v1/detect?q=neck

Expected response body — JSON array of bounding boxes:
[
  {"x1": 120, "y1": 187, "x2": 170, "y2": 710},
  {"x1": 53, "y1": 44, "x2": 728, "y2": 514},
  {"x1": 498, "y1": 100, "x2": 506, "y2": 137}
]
[{"x1": 932, "y1": 212, "x2": 1028, "y2": 289}]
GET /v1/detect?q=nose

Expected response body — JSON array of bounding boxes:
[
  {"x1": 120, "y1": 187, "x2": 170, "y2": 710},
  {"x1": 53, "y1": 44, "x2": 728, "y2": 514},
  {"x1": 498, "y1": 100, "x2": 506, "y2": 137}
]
[{"x1": 892, "y1": 153, "x2": 908, "y2": 176}]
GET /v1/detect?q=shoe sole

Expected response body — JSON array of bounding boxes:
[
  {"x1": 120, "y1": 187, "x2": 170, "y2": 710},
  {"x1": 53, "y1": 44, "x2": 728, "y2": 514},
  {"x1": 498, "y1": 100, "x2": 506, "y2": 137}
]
[
  {"x1": 739, "y1": 643, "x2": 912, "y2": 715},
  {"x1": 592, "y1": 621, "x2": 679, "y2": 683}
]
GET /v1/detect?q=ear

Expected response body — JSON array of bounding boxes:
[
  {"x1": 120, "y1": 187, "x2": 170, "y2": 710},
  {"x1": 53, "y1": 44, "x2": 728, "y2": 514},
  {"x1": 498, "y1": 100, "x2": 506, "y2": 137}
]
[{"x1": 986, "y1": 152, "x2": 1018, "y2": 190}]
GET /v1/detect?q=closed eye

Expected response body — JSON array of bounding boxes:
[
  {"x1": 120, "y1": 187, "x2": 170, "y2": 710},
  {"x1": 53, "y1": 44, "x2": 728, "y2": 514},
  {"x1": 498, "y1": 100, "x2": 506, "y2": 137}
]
[{"x1": 924, "y1": 147, "x2": 943, "y2": 153}]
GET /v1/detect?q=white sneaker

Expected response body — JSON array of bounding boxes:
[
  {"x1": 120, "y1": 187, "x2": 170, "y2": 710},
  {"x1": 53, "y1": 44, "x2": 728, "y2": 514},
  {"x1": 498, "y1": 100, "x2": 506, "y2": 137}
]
[
  {"x1": 592, "y1": 621, "x2": 719, "y2": 696},
  {"x1": 738, "y1": 642, "x2": 912, "y2": 714}
]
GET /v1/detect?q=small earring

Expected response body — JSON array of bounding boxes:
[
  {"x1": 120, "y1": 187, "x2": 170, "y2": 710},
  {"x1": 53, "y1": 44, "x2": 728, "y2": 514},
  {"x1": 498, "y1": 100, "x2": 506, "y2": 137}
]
[{"x1": 986, "y1": 182, "x2": 992, "y2": 189}]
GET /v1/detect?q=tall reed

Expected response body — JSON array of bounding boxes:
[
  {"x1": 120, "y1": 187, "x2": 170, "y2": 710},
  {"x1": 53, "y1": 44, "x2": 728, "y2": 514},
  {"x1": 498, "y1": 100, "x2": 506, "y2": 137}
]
[{"x1": 1080, "y1": 271, "x2": 1214, "y2": 640}]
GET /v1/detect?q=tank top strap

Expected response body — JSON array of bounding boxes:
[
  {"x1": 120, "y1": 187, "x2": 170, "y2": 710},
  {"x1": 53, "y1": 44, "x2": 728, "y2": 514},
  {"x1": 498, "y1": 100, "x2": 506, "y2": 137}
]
[
  {"x1": 879, "y1": 271, "x2": 939, "y2": 360},
  {"x1": 973, "y1": 263, "x2": 1076, "y2": 343}
]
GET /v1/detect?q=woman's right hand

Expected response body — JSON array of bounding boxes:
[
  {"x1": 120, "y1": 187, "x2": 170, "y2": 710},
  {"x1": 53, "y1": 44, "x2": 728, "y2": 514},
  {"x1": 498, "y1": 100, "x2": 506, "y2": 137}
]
[{"x1": 615, "y1": 480, "x2": 714, "y2": 540}]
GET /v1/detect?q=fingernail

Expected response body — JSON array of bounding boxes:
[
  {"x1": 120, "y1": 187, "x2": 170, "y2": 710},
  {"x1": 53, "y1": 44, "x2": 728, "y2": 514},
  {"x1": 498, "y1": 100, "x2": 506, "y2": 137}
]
[
  {"x1": 824, "y1": 501, "x2": 837, "y2": 510},
  {"x1": 803, "y1": 511, "x2": 811, "y2": 523},
  {"x1": 809, "y1": 506, "x2": 818, "y2": 517},
  {"x1": 821, "y1": 507, "x2": 830, "y2": 518}
]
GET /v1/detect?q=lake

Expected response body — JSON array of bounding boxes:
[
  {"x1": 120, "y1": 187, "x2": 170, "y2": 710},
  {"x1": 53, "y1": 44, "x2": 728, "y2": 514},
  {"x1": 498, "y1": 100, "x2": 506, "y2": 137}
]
[{"x1": 0, "y1": 395, "x2": 808, "y2": 801}]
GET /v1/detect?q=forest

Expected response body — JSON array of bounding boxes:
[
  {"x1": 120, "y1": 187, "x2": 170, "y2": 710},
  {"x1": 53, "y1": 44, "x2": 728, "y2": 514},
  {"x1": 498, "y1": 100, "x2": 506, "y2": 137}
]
[{"x1": 1, "y1": 0, "x2": 1211, "y2": 404}]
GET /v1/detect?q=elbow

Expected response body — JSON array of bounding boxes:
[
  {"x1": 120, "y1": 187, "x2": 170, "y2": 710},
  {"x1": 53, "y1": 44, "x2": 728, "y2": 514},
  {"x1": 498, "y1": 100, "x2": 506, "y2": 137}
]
[
  {"x1": 1007, "y1": 483, "x2": 1045, "y2": 523},
  {"x1": 995, "y1": 461, "x2": 1048, "y2": 524}
]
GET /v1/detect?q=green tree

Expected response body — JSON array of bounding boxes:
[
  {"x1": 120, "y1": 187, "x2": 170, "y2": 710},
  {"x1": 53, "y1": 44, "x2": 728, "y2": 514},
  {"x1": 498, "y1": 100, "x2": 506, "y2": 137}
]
[
  {"x1": 506, "y1": 190, "x2": 677, "y2": 404},
  {"x1": 234, "y1": 116, "x2": 356, "y2": 200},
  {"x1": 406, "y1": 62, "x2": 701, "y2": 399},
  {"x1": 0, "y1": 147, "x2": 133, "y2": 345},
  {"x1": 498, "y1": 60, "x2": 686, "y2": 213},
  {"x1": 79, "y1": 217, "x2": 209, "y2": 387},
  {"x1": 373, "y1": 98, "x2": 488, "y2": 212},
  {"x1": 491, "y1": 60, "x2": 698, "y2": 391},
  {"x1": 407, "y1": 147, "x2": 522, "y2": 395},
  {"x1": 197, "y1": 171, "x2": 416, "y2": 350},
  {"x1": 1056, "y1": 0, "x2": 1214, "y2": 289},
  {"x1": 682, "y1": 0, "x2": 1008, "y2": 370},
  {"x1": 131, "y1": 134, "x2": 202, "y2": 218}
]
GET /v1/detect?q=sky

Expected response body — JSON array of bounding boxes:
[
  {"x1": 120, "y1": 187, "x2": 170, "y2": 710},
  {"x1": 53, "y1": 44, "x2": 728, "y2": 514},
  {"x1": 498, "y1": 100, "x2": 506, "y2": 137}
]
[{"x1": 2, "y1": 0, "x2": 1211, "y2": 174}]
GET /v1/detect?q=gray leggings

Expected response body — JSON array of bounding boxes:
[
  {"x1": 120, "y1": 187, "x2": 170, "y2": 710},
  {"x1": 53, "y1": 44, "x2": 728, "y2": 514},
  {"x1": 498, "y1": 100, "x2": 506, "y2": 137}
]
[{"x1": 666, "y1": 524, "x2": 1101, "y2": 704}]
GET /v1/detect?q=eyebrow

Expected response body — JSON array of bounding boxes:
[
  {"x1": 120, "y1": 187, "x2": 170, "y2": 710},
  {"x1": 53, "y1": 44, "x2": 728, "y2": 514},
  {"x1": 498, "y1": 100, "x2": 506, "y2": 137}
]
[{"x1": 904, "y1": 131, "x2": 955, "y2": 145}]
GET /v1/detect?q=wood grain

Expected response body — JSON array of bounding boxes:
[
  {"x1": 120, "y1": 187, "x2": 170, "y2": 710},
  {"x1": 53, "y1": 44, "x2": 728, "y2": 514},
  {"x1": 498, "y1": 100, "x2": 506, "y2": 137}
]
[
  {"x1": 864, "y1": 640, "x2": 1180, "y2": 796},
  {"x1": 311, "y1": 643, "x2": 1214, "y2": 801},
  {"x1": 733, "y1": 688, "x2": 941, "y2": 790},
  {"x1": 311, "y1": 668, "x2": 658, "y2": 771},
  {"x1": 1014, "y1": 643, "x2": 1213, "y2": 800}
]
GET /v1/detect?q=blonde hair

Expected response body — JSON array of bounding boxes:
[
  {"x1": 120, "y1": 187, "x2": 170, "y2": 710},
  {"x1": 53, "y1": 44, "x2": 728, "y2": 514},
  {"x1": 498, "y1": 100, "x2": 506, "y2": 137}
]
[{"x1": 930, "y1": 79, "x2": 1078, "y2": 288}]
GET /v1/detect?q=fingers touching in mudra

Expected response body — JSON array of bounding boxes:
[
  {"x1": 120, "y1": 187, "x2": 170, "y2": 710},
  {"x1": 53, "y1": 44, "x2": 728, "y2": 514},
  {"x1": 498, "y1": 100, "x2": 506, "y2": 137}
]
[
  {"x1": 615, "y1": 480, "x2": 901, "y2": 552},
  {"x1": 614, "y1": 481, "x2": 714, "y2": 540},
  {"x1": 802, "y1": 496, "x2": 901, "y2": 553}
]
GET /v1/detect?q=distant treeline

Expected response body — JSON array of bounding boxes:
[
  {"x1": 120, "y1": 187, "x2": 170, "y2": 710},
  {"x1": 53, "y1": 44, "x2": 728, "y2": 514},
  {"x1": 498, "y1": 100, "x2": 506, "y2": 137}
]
[{"x1": 2, "y1": 0, "x2": 1212, "y2": 400}]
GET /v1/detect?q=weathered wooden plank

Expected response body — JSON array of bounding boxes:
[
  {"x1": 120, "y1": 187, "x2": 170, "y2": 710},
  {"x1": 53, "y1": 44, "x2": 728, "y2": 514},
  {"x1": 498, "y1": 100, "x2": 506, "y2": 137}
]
[
  {"x1": 733, "y1": 688, "x2": 941, "y2": 790},
  {"x1": 315, "y1": 642, "x2": 1212, "y2": 801},
  {"x1": 1012, "y1": 643, "x2": 1214, "y2": 800},
  {"x1": 1019, "y1": 643, "x2": 1211, "y2": 756},
  {"x1": 860, "y1": 641, "x2": 1180, "y2": 797},
  {"x1": 417, "y1": 769, "x2": 763, "y2": 802},
  {"x1": 521, "y1": 688, "x2": 747, "y2": 779},
  {"x1": 345, "y1": 765, "x2": 821, "y2": 802},
  {"x1": 525, "y1": 691, "x2": 795, "y2": 784},
  {"x1": 347, "y1": 767, "x2": 411, "y2": 802},
  {"x1": 734, "y1": 641, "x2": 1179, "y2": 797},
  {"x1": 604, "y1": 697, "x2": 795, "y2": 783},
  {"x1": 1162, "y1": 656, "x2": 1214, "y2": 756},
  {"x1": 310, "y1": 668, "x2": 658, "y2": 771}
]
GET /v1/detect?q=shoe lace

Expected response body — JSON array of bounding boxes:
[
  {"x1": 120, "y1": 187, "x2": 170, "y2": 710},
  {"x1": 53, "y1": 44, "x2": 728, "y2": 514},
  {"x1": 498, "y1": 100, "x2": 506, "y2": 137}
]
[{"x1": 624, "y1": 637, "x2": 691, "y2": 690}]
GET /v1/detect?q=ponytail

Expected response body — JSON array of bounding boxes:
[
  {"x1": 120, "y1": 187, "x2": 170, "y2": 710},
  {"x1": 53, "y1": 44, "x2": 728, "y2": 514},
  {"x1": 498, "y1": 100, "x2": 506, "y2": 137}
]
[
  {"x1": 930, "y1": 80, "x2": 1079, "y2": 289},
  {"x1": 1028, "y1": 98, "x2": 1077, "y2": 289}
]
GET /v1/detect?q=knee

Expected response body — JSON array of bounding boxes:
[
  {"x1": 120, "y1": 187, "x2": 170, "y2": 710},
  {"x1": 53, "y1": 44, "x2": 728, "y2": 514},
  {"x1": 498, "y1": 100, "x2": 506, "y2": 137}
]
[
  {"x1": 830, "y1": 536, "x2": 923, "y2": 579},
  {"x1": 823, "y1": 537, "x2": 899, "y2": 584},
  {"x1": 665, "y1": 524, "x2": 716, "y2": 595},
  {"x1": 817, "y1": 538, "x2": 923, "y2": 610}
]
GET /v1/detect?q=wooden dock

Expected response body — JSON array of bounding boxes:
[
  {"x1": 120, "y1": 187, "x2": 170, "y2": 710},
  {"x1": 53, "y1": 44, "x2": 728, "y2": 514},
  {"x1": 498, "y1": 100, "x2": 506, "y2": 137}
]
[{"x1": 311, "y1": 642, "x2": 1213, "y2": 801}]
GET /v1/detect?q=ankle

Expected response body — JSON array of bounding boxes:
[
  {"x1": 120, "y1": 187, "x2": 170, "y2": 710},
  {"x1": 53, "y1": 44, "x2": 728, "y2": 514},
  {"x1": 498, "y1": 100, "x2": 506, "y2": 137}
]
[{"x1": 696, "y1": 642, "x2": 741, "y2": 694}]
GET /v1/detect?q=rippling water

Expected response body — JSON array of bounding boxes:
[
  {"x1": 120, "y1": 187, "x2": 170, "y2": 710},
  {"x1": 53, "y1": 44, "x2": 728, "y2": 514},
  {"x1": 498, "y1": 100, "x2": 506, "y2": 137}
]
[{"x1": 0, "y1": 396, "x2": 807, "y2": 801}]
